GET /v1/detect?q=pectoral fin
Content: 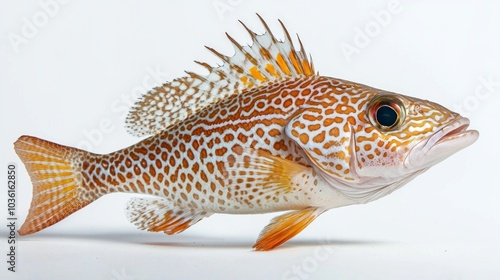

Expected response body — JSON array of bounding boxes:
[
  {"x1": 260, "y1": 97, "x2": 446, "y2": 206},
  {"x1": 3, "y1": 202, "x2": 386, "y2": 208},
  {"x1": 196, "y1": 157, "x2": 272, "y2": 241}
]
[
  {"x1": 224, "y1": 148, "x2": 308, "y2": 206},
  {"x1": 253, "y1": 207, "x2": 325, "y2": 251}
]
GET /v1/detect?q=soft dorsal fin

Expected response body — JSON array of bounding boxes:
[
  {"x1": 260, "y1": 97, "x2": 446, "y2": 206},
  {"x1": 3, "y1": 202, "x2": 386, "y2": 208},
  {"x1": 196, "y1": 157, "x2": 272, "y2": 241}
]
[{"x1": 126, "y1": 14, "x2": 316, "y2": 136}]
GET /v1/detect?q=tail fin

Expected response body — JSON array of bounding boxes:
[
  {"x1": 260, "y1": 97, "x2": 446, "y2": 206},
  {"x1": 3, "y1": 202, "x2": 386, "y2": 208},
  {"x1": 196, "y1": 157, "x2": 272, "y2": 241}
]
[{"x1": 14, "y1": 135, "x2": 99, "y2": 235}]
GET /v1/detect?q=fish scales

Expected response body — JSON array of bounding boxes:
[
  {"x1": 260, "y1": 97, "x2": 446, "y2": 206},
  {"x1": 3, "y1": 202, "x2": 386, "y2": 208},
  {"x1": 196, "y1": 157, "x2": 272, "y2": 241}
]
[
  {"x1": 79, "y1": 76, "x2": 344, "y2": 214},
  {"x1": 14, "y1": 15, "x2": 478, "y2": 250}
]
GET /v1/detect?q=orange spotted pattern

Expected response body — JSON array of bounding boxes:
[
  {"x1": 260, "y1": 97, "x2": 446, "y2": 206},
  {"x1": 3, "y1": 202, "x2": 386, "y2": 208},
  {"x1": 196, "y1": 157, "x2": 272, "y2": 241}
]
[
  {"x1": 77, "y1": 76, "x2": 338, "y2": 213},
  {"x1": 15, "y1": 15, "x2": 474, "y2": 250}
]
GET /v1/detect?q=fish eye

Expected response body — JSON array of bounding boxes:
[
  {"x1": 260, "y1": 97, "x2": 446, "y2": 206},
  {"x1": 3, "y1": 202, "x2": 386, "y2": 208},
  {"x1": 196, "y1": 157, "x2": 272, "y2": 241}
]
[{"x1": 367, "y1": 95, "x2": 405, "y2": 131}]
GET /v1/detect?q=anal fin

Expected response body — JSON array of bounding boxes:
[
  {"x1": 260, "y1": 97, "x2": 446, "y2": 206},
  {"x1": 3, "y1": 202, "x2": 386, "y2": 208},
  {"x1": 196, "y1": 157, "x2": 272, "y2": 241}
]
[
  {"x1": 126, "y1": 197, "x2": 212, "y2": 235},
  {"x1": 253, "y1": 207, "x2": 325, "y2": 251}
]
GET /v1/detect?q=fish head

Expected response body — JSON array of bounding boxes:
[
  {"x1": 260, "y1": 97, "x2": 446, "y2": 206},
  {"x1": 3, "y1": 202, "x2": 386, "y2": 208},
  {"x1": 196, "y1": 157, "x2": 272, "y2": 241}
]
[
  {"x1": 354, "y1": 92, "x2": 479, "y2": 177},
  {"x1": 286, "y1": 80, "x2": 479, "y2": 202}
]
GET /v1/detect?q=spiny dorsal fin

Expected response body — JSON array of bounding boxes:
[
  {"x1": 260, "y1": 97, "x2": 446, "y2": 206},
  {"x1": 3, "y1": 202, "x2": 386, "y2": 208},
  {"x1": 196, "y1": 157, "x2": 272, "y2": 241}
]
[
  {"x1": 126, "y1": 14, "x2": 316, "y2": 136},
  {"x1": 126, "y1": 197, "x2": 212, "y2": 235}
]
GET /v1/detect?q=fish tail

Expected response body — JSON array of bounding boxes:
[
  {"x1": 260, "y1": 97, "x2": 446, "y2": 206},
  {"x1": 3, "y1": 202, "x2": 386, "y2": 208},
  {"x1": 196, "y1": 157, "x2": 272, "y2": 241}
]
[{"x1": 14, "y1": 135, "x2": 101, "y2": 235}]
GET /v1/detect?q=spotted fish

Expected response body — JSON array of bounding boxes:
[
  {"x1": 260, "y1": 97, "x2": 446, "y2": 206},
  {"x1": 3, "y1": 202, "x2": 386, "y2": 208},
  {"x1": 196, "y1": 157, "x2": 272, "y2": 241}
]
[{"x1": 14, "y1": 15, "x2": 478, "y2": 250}]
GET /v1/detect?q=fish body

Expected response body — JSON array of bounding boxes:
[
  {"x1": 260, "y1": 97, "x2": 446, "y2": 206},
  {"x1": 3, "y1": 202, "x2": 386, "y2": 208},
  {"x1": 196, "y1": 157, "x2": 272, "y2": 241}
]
[{"x1": 14, "y1": 15, "x2": 478, "y2": 250}]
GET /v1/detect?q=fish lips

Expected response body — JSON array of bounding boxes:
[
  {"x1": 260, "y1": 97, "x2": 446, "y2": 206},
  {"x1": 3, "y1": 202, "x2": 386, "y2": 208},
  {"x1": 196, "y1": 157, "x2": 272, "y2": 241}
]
[{"x1": 405, "y1": 117, "x2": 479, "y2": 169}]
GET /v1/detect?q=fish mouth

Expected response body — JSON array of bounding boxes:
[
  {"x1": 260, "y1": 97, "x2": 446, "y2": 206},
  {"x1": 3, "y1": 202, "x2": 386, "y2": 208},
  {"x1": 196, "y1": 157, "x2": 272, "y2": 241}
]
[{"x1": 406, "y1": 117, "x2": 479, "y2": 168}]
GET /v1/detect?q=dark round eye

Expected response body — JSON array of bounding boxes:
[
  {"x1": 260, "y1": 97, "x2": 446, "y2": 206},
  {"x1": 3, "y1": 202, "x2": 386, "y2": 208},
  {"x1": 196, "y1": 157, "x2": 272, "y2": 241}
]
[
  {"x1": 368, "y1": 95, "x2": 405, "y2": 131},
  {"x1": 376, "y1": 105, "x2": 398, "y2": 127}
]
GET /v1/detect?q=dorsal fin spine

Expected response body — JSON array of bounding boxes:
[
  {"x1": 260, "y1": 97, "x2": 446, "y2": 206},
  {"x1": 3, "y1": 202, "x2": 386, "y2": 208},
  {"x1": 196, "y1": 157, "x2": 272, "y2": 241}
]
[
  {"x1": 256, "y1": 14, "x2": 278, "y2": 44},
  {"x1": 239, "y1": 20, "x2": 259, "y2": 42},
  {"x1": 278, "y1": 19, "x2": 300, "y2": 76},
  {"x1": 297, "y1": 36, "x2": 313, "y2": 76},
  {"x1": 205, "y1": 46, "x2": 230, "y2": 63},
  {"x1": 226, "y1": 33, "x2": 258, "y2": 66},
  {"x1": 194, "y1": 60, "x2": 214, "y2": 72}
]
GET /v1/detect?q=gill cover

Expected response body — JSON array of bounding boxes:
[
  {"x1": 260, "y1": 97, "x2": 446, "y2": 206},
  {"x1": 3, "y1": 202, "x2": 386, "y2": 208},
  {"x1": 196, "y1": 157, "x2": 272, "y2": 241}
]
[{"x1": 284, "y1": 107, "x2": 356, "y2": 182}]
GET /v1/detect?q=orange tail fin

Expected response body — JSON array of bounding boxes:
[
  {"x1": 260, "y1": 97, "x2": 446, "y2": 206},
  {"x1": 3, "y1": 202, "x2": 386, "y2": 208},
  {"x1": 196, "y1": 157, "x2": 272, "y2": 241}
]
[{"x1": 14, "y1": 135, "x2": 100, "y2": 235}]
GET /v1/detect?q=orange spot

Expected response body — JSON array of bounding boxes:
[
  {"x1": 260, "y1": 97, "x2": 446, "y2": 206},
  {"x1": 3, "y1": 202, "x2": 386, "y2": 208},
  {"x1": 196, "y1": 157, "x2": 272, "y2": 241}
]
[
  {"x1": 308, "y1": 124, "x2": 321, "y2": 131},
  {"x1": 249, "y1": 67, "x2": 267, "y2": 82},
  {"x1": 299, "y1": 133, "x2": 309, "y2": 144},
  {"x1": 133, "y1": 166, "x2": 141, "y2": 176},
  {"x1": 323, "y1": 140, "x2": 340, "y2": 149},
  {"x1": 136, "y1": 180, "x2": 145, "y2": 193},
  {"x1": 343, "y1": 123, "x2": 350, "y2": 133},
  {"x1": 215, "y1": 147, "x2": 228, "y2": 157},
  {"x1": 135, "y1": 147, "x2": 148, "y2": 155},
  {"x1": 206, "y1": 162, "x2": 214, "y2": 173},
  {"x1": 187, "y1": 149, "x2": 195, "y2": 160},
  {"x1": 268, "y1": 129, "x2": 281, "y2": 137},
  {"x1": 323, "y1": 118, "x2": 335, "y2": 126},
  {"x1": 224, "y1": 134, "x2": 235, "y2": 142},
  {"x1": 302, "y1": 114, "x2": 318, "y2": 122},
  {"x1": 301, "y1": 88, "x2": 311, "y2": 96},
  {"x1": 237, "y1": 133, "x2": 248, "y2": 143},
  {"x1": 357, "y1": 133, "x2": 378, "y2": 142},
  {"x1": 200, "y1": 172, "x2": 208, "y2": 183},
  {"x1": 192, "y1": 140, "x2": 199, "y2": 150},
  {"x1": 239, "y1": 76, "x2": 250, "y2": 86},
  {"x1": 276, "y1": 53, "x2": 291, "y2": 76},
  {"x1": 192, "y1": 163, "x2": 199, "y2": 173},
  {"x1": 265, "y1": 63, "x2": 280, "y2": 78},
  {"x1": 302, "y1": 59, "x2": 312, "y2": 75},
  {"x1": 313, "y1": 131, "x2": 326, "y2": 143},
  {"x1": 130, "y1": 152, "x2": 139, "y2": 161},
  {"x1": 118, "y1": 174, "x2": 126, "y2": 183},
  {"x1": 256, "y1": 128, "x2": 265, "y2": 137},
  {"x1": 289, "y1": 51, "x2": 302, "y2": 74},
  {"x1": 149, "y1": 165, "x2": 156, "y2": 177},
  {"x1": 195, "y1": 182, "x2": 202, "y2": 191},
  {"x1": 283, "y1": 98, "x2": 293, "y2": 108}
]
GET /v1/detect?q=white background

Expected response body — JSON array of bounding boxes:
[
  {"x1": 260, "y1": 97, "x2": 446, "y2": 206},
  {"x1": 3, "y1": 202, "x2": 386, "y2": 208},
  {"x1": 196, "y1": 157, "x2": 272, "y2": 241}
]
[{"x1": 1, "y1": 1, "x2": 499, "y2": 279}]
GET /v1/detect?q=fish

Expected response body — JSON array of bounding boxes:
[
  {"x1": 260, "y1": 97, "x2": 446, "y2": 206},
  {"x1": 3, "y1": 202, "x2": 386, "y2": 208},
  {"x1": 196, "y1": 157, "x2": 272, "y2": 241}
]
[{"x1": 14, "y1": 15, "x2": 479, "y2": 251}]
